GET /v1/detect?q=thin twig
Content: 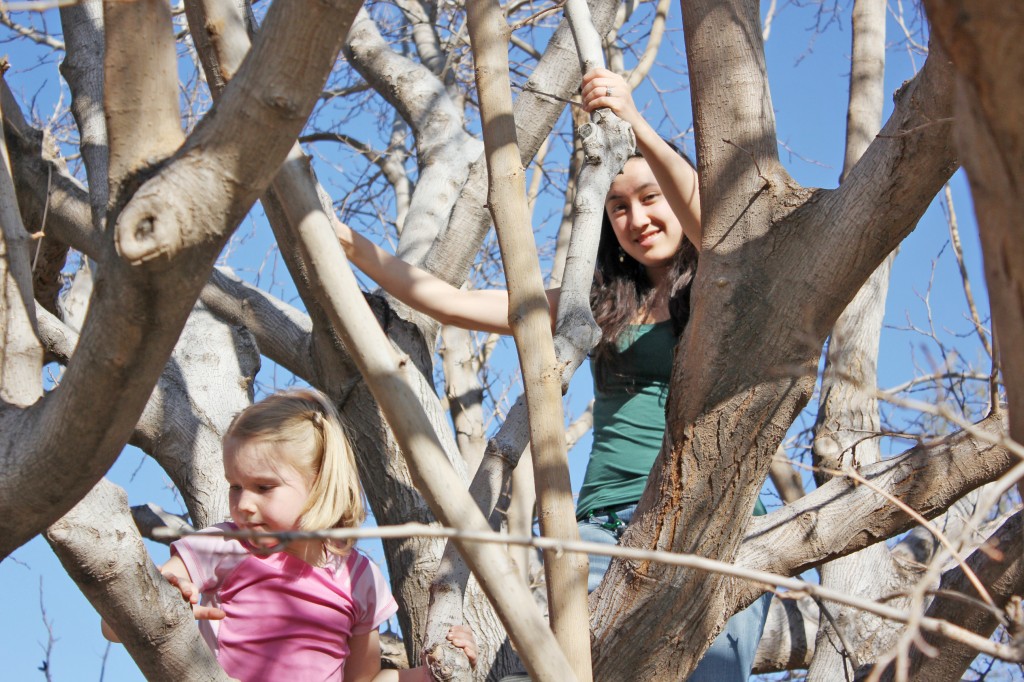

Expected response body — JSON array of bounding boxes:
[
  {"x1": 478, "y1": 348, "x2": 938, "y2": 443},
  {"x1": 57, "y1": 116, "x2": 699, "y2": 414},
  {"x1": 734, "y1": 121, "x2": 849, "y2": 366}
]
[
  {"x1": 1, "y1": 0, "x2": 78, "y2": 11},
  {"x1": 31, "y1": 163, "x2": 52, "y2": 272},
  {"x1": 723, "y1": 137, "x2": 769, "y2": 184},
  {"x1": 875, "y1": 117, "x2": 954, "y2": 138},
  {"x1": 509, "y1": 0, "x2": 565, "y2": 32},
  {"x1": 815, "y1": 596, "x2": 862, "y2": 673},
  {"x1": 152, "y1": 522, "x2": 1024, "y2": 662},
  {"x1": 944, "y1": 184, "x2": 993, "y2": 358},
  {"x1": 38, "y1": 577, "x2": 55, "y2": 682}
]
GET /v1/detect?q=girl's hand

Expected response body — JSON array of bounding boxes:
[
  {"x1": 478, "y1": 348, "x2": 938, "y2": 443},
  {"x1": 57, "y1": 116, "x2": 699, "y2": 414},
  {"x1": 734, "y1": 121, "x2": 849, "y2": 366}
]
[
  {"x1": 162, "y1": 568, "x2": 226, "y2": 621},
  {"x1": 581, "y1": 67, "x2": 641, "y2": 127},
  {"x1": 446, "y1": 625, "x2": 478, "y2": 669}
]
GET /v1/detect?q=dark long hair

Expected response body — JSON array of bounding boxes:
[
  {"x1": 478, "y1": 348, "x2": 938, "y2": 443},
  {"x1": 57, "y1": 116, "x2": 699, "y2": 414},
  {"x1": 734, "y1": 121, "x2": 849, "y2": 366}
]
[{"x1": 590, "y1": 144, "x2": 699, "y2": 391}]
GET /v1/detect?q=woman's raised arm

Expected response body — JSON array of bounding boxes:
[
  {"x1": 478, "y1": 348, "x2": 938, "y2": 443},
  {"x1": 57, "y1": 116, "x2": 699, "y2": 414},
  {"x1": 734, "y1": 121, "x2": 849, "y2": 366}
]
[
  {"x1": 581, "y1": 68, "x2": 702, "y2": 251},
  {"x1": 334, "y1": 218, "x2": 559, "y2": 335}
]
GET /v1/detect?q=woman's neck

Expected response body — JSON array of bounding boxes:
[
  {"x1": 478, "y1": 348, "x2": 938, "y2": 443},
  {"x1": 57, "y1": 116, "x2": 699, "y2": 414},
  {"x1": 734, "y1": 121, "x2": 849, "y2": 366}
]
[
  {"x1": 645, "y1": 261, "x2": 672, "y2": 290},
  {"x1": 633, "y1": 275, "x2": 671, "y2": 324}
]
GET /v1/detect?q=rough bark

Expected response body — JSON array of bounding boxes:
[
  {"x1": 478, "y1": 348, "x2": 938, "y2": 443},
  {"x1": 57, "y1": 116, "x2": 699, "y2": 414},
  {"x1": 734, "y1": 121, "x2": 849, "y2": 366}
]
[
  {"x1": 923, "y1": 0, "x2": 1024, "y2": 454},
  {"x1": 739, "y1": 413, "x2": 1011, "y2": 585},
  {"x1": 587, "y1": 2, "x2": 958, "y2": 671},
  {"x1": 46, "y1": 480, "x2": 230, "y2": 681}
]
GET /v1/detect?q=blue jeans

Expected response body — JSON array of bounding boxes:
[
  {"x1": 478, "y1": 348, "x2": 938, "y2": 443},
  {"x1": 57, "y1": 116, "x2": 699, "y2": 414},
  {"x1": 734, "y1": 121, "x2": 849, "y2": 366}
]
[{"x1": 578, "y1": 505, "x2": 771, "y2": 682}]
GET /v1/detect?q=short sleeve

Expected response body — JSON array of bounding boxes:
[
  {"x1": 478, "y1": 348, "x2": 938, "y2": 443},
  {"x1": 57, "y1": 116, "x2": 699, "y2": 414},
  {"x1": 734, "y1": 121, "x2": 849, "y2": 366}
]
[
  {"x1": 348, "y1": 552, "x2": 399, "y2": 635},
  {"x1": 171, "y1": 523, "x2": 249, "y2": 593}
]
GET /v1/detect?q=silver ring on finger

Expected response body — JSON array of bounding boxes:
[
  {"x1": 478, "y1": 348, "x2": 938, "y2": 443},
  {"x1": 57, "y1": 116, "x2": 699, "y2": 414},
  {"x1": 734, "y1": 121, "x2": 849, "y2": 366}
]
[{"x1": 606, "y1": 86, "x2": 613, "y2": 97}]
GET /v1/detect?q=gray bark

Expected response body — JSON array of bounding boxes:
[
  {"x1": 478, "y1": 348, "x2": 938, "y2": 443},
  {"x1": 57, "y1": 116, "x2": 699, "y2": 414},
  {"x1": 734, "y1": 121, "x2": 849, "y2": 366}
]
[{"x1": 59, "y1": 0, "x2": 108, "y2": 225}]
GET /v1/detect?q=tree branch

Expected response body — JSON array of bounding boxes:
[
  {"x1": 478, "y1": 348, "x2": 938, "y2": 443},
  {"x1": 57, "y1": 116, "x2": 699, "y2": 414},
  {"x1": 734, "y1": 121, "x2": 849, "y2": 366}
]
[
  {"x1": 465, "y1": 0, "x2": 590, "y2": 677},
  {"x1": 922, "y1": 0, "x2": 1024, "y2": 451},
  {"x1": 59, "y1": 0, "x2": 109, "y2": 225},
  {"x1": 201, "y1": 267, "x2": 315, "y2": 380},
  {"x1": 344, "y1": 8, "x2": 481, "y2": 267},
  {"x1": 45, "y1": 479, "x2": 230, "y2": 681},
  {"x1": 0, "y1": 82, "x2": 42, "y2": 407},
  {"x1": 739, "y1": 413, "x2": 1012, "y2": 584},
  {"x1": 0, "y1": 0, "x2": 357, "y2": 559},
  {"x1": 875, "y1": 510, "x2": 1024, "y2": 681},
  {"x1": 281, "y1": 159, "x2": 579, "y2": 681},
  {"x1": 103, "y1": 0, "x2": 183, "y2": 192}
]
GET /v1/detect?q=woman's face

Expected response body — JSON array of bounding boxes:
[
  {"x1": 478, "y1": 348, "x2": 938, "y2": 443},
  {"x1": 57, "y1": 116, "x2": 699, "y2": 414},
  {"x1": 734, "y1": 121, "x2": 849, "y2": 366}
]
[{"x1": 604, "y1": 157, "x2": 685, "y2": 278}]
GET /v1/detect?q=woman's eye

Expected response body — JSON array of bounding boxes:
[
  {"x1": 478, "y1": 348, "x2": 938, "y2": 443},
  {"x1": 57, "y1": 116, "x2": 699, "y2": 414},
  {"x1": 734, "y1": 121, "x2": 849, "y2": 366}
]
[
  {"x1": 258, "y1": 485, "x2": 276, "y2": 492},
  {"x1": 228, "y1": 485, "x2": 241, "y2": 492}
]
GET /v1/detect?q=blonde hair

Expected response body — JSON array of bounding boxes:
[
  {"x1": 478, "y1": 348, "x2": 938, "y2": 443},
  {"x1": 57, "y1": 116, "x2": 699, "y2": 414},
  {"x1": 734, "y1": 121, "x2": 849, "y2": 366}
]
[{"x1": 224, "y1": 388, "x2": 365, "y2": 556}]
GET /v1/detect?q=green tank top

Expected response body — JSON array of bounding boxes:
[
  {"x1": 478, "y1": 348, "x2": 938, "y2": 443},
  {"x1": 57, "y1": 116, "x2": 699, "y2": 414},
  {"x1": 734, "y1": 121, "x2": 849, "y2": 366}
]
[{"x1": 576, "y1": 320, "x2": 766, "y2": 520}]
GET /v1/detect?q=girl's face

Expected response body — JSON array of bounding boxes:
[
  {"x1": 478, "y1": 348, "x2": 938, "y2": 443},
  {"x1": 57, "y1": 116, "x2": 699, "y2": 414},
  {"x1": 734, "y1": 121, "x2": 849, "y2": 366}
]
[
  {"x1": 605, "y1": 157, "x2": 685, "y2": 280},
  {"x1": 224, "y1": 439, "x2": 314, "y2": 550}
]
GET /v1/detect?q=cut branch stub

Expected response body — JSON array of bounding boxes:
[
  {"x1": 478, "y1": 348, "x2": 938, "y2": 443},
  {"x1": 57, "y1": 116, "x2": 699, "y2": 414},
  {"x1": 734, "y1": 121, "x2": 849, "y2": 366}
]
[{"x1": 113, "y1": 158, "x2": 220, "y2": 265}]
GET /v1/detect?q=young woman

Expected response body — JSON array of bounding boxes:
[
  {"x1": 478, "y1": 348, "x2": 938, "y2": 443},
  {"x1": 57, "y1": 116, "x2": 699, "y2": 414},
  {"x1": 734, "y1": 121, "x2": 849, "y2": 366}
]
[{"x1": 334, "y1": 69, "x2": 769, "y2": 681}]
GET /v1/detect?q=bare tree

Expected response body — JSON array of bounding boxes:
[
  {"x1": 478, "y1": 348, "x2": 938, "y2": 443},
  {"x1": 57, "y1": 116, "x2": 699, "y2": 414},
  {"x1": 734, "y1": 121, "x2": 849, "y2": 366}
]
[{"x1": 1, "y1": 0, "x2": 1020, "y2": 680}]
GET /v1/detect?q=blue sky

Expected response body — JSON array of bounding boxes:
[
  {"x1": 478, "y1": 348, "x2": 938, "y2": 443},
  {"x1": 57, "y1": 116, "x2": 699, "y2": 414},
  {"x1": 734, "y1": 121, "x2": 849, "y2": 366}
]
[{"x1": 0, "y1": 3, "x2": 994, "y2": 681}]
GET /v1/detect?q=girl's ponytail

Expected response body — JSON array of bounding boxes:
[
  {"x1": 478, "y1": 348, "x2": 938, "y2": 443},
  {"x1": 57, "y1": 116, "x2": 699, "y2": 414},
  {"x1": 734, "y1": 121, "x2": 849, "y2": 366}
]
[{"x1": 300, "y1": 393, "x2": 365, "y2": 556}]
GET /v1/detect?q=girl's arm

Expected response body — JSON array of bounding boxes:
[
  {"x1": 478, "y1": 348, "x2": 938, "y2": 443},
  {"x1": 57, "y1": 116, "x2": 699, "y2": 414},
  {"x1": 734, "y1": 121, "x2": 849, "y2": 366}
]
[
  {"x1": 345, "y1": 627, "x2": 478, "y2": 682},
  {"x1": 334, "y1": 217, "x2": 560, "y2": 334},
  {"x1": 581, "y1": 68, "x2": 703, "y2": 251}
]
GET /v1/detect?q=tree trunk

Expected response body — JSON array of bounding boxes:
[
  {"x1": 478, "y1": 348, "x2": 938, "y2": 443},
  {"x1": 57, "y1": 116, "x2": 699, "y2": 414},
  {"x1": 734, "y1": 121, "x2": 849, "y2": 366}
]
[{"x1": 589, "y1": 1, "x2": 958, "y2": 671}]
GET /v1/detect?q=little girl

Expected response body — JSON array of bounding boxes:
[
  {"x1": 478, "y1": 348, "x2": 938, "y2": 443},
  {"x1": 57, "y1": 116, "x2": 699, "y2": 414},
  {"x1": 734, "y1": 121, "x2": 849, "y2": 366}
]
[{"x1": 104, "y1": 388, "x2": 476, "y2": 681}]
